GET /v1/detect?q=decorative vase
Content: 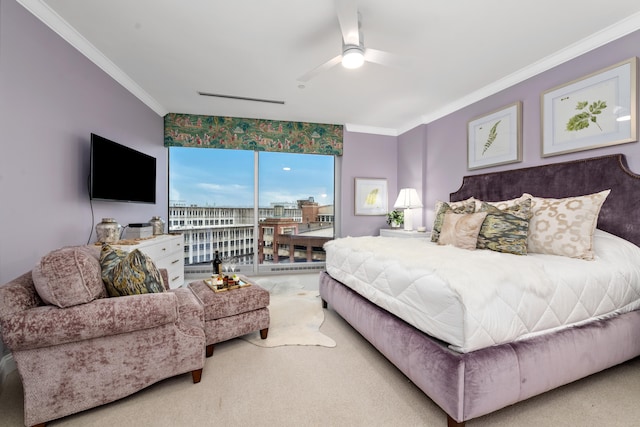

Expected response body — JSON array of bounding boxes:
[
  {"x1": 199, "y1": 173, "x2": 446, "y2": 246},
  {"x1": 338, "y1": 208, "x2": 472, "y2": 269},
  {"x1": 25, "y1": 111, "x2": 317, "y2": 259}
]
[
  {"x1": 96, "y1": 218, "x2": 122, "y2": 243},
  {"x1": 391, "y1": 221, "x2": 401, "y2": 228},
  {"x1": 149, "y1": 216, "x2": 165, "y2": 235}
]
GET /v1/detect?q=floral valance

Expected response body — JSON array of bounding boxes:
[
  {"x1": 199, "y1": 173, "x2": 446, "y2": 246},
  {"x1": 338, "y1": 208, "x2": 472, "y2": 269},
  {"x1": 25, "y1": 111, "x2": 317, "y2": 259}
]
[{"x1": 164, "y1": 113, "x2": 343, "y2": 155}]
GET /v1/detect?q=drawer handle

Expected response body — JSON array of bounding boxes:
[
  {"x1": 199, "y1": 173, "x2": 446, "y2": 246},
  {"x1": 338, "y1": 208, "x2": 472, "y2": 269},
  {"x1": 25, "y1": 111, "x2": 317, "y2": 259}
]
[
  {"x1": 171, "y1": 259, "x2": 179, "y2": 264},
  {"x1": 171, "y1": 276, "x2": 180, "y2": 282},
  {"x1": 162, "y1": 247, "x2": 167, "y2": 251}
]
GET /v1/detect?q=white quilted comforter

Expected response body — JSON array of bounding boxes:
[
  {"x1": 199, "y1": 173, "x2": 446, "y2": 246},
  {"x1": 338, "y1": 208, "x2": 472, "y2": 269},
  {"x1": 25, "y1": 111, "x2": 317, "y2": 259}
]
[{"x1": 324, "y1": 229, "x2": 640, "y2": 353}]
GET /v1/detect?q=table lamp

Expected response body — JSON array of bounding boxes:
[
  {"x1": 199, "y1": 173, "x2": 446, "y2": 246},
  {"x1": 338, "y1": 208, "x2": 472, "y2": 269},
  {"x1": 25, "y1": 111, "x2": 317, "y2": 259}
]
[{"x1": 393, "y1": 188, "x2": 423, "y2": 231}]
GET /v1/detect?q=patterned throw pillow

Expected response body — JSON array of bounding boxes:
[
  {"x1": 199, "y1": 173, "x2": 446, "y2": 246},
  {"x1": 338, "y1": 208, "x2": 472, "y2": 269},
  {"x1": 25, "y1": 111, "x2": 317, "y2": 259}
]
[
  {"x1": 431, "y1": 199, "x2": 476, "y2": 242},
  {"x1": 477, "y1": 199, "x2": 532, "y2": 255},
  {"x1": 438, "y1": 212, "x2": 488, "y2": 250},
  {"x1": 484, "y1": 195, "x2": 529, "y2": 210},
  {"x1": 100, "y1": 244, "x2": 165, "y2": 297},
  {"x1": 461, "y1": 196, "x2": 527, "y2": 212},
  {"x1": 524, "y1": 190, "x2": 610, "y2": 260}
]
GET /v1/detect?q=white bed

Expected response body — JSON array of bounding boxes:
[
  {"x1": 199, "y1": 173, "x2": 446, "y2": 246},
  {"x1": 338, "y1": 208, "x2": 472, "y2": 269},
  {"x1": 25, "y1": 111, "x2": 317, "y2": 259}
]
[
  {"x1": 319, "y1": 154, "x2": 640, "y2": 426},
  {"x1": 325, "y1": 229, "x2": 640, "y2": 353}
]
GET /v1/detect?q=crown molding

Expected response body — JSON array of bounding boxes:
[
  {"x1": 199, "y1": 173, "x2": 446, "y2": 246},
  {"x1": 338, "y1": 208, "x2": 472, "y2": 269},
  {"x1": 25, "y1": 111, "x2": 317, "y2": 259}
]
[
  {"x1": 419, "y1": 11, "x2": 640, "y2": 126},
  {"x1": 17, "y1": 1, "x2": 640, "y2": 136},
  {"x1": 16, "y1": 0, "x2": 168, "y2": 117},
  {"x1": 344, "y1": 123, "x2": 398, "y2": 136}
]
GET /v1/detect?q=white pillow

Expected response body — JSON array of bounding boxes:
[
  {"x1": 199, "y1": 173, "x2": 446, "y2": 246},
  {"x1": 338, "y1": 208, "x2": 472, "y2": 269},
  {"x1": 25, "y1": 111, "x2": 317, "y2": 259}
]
[{"x1": 524, "y1": 190, "x2": 610, "y2": 260}]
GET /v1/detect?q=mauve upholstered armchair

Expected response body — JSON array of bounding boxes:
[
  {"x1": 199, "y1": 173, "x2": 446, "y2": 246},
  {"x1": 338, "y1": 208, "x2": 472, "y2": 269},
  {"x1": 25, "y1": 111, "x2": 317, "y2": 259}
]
[{"x1": 0, "y1": 245, "x2": 206, "y2": 427}]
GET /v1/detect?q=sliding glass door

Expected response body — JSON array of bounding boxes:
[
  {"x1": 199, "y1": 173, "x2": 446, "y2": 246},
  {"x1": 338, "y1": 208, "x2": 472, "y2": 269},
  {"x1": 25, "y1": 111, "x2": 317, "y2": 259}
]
[{"x1": 169, "y1": 147, "x2": 334, "y2": 275}]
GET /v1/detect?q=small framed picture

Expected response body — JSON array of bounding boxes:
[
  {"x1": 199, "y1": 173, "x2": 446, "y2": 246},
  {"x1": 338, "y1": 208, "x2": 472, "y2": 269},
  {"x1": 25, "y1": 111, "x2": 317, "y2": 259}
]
[
  {"x1": 467, "y1": 101, "x2": 522, "y2": 170},
  {"x1": 541, "y1": 57, "x2": 637, "y2": 157},
  {"x1": 354, "y1": 178, "x2": 388, "y2": 215}
]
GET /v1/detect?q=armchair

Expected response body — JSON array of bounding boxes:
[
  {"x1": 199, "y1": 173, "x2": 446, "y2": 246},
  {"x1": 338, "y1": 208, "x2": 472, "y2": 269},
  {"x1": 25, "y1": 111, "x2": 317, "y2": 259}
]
[{"x1": 0, "y1": 245, "x2": 205, "y2": 427}]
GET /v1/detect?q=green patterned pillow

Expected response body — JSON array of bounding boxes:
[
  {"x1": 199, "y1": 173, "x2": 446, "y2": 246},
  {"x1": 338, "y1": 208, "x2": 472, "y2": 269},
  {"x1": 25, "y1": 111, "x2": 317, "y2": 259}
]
[
  {"x1": 477, "y1": 199, "x2": 532, "y2": 255},
  {"x1": 431, "y1": 200, "x2": 476, "y2": 242},
  {"x1": 100, "y1": 244, "x2": 165, "y2": 297}
]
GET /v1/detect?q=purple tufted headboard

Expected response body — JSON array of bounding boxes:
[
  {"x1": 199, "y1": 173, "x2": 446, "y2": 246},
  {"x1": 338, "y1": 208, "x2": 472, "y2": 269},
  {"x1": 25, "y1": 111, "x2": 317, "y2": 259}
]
[{"x1": 450, "y1": 154, "x2": 640, "y2": 247}]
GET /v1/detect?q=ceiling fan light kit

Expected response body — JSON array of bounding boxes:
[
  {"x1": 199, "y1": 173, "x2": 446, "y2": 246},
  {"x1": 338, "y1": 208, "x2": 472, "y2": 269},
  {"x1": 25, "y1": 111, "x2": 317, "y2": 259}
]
[
  {"x1": 297, "y1": 1, "x2": 400, "y2": 82},
  {"x1": 342, "y1": 46, "x2": 365, "y2": 69}
]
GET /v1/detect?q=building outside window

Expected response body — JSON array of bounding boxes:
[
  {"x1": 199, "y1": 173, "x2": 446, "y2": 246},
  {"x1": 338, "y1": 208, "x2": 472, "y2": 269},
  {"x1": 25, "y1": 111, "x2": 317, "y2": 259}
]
[{"x1": 169, "y1": 147, "x2": 335, "y2": 275}]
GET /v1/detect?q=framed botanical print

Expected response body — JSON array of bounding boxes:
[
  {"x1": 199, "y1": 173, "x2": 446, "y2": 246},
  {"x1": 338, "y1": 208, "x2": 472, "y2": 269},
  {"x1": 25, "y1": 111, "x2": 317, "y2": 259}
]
[
  {"x1": 541, "y1": 57, "x2": 637, "y2": 157},
  {"x1": 467, "y1": 101, "x2": 522, "y2": 170}
]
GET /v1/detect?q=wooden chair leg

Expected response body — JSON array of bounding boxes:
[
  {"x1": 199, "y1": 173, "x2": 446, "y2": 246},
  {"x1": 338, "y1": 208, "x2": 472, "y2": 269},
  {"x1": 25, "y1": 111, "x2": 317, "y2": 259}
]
[
  {"x1": 191, "y1": 368, "x2": 203, "y2": 384},
  {"x1": 447, "y1": 415, "x2": 465, "y2": 427},
  {"x1": 260, "y1": 327, "x2": 269, "y2": 339},
  {"x1": 206, "y1": 344, "x2": 214, "y2": 357}
]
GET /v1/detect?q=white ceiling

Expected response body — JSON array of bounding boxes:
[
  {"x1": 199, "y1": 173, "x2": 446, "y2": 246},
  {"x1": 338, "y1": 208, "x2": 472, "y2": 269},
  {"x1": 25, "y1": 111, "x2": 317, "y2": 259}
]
[{"x1": 18, "y1": 0, "x2": 640, "y2": 135}]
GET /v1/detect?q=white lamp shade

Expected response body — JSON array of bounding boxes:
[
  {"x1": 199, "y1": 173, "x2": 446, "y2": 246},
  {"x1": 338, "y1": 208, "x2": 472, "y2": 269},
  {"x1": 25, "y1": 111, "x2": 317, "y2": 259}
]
[{"x1": 393, "y1": 188, "x2": 423, "y2": 209}]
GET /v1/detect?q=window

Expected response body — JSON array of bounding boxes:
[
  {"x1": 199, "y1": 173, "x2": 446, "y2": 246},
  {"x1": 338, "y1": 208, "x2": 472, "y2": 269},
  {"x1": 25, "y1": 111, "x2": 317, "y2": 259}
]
[{"x1": 169, "y1": 147, "x2": 335, "y2": 274}]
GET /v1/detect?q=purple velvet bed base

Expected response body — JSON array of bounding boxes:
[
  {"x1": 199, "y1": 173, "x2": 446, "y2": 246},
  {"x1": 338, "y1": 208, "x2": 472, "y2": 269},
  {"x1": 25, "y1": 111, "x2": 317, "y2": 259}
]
[
  {"x1": 320, "y1": 271, "x2": 640, "y2": 425},
  {"x1": 321, "y1": 154, "x2": 640, "y2": 425}
]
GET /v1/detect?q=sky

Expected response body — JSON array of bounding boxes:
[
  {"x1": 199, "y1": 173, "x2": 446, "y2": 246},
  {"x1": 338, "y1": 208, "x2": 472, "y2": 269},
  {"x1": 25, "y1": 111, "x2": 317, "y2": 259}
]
[{"x1": 169, "y1": 147, "x2": 334, "y2": 207}]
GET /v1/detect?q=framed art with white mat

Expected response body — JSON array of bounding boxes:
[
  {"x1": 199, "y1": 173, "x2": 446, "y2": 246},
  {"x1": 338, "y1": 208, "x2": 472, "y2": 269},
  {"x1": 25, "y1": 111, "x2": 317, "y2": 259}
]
[{"x1": 541, "y1": 56, "x2": 637, "y2": 157}]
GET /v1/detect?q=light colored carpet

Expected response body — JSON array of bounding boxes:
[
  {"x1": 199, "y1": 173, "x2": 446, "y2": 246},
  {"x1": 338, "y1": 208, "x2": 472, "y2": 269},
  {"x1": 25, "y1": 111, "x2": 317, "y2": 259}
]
[{"x1": 1, "y1": 273, "x2": 639, "y2": 426}]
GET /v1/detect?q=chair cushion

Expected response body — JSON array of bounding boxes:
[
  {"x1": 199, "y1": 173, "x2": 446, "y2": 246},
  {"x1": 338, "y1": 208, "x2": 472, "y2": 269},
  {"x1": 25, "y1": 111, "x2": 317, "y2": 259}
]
[
  {"x1": 32, "y1": 246, "x2": 106, "y2": 308},
  {"x1": 100, "y1": 244, "x2": 165, "y2": 297}
]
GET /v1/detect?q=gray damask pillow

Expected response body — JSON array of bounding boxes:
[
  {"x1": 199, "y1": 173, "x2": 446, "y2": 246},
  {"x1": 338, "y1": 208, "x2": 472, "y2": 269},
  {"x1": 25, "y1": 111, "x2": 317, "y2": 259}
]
[{"x1": 477, "y1": 199, "x2": 532, "y2": 255}]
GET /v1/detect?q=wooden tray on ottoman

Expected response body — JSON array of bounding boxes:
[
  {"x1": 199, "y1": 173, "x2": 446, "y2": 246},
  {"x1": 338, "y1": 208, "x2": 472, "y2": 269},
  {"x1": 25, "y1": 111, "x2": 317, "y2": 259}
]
[{"x1": 204, "y1": 275, "x2": 251, "y2": 292}]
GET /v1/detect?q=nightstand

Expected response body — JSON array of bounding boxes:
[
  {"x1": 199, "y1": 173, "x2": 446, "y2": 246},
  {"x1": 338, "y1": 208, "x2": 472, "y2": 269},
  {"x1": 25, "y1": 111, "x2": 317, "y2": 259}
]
[{"x1": 380, "y1": 228, "x2": 430, "y2": 239}]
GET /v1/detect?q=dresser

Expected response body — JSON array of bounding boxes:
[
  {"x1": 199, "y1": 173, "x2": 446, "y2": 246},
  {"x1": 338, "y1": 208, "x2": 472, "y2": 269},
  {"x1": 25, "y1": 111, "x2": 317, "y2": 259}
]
[{"x1": 113, "y1": 234, "x2": 185, "y2": 289}]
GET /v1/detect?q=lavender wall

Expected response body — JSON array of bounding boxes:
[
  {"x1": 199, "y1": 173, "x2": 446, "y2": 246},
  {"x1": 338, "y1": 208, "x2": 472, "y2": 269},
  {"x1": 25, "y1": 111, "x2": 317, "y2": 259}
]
[
  {"x1": 340, "y1": 131, "x2": 397, "y2": 236},
  {"x1": 415, "y1": 29, "x2": 640, "y2": 227},
  {"x1": 0, "y1": 0, "x2": 166, "y2": 285},
  {"x1": 397, "y1": 125, "x2": 427, "y2": 229},
  {"x1": 2, "y1": 2, "x2": 638, "y2": 280}
]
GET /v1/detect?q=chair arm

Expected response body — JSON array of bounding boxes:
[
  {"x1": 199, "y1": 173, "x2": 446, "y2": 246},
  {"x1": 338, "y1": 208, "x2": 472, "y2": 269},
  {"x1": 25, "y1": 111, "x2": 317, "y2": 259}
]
[
  {"x1": 1, "y1": 292, "x2": 179, "y2": 351},
  {"x1": 169, "y1": 287, "x2": 204, "y2": 329}
]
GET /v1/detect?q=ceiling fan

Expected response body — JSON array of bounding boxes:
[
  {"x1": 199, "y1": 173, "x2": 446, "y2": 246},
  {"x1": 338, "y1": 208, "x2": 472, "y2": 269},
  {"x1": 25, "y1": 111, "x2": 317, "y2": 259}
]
[{"x1": 297, "y1": 0, "x2": 405, "y2": 82}]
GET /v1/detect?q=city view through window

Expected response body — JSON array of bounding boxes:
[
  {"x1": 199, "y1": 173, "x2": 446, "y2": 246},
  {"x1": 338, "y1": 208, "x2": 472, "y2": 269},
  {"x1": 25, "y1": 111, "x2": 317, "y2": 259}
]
[{"x1": 168, "y1": 147, "x2": 335, "y2": 274}]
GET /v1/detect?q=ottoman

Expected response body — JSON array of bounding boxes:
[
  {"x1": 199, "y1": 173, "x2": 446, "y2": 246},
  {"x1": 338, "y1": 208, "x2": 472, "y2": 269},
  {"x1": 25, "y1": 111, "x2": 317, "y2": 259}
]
[{"x1": 188, "y1": 279, "x2": 270, "y2": 356}]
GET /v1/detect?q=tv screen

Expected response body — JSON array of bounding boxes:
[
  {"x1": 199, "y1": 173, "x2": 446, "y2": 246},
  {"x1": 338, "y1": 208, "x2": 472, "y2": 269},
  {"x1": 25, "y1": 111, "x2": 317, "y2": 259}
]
[{"x1": 90, "y1": 133, "x2": 156, "y2": 203}]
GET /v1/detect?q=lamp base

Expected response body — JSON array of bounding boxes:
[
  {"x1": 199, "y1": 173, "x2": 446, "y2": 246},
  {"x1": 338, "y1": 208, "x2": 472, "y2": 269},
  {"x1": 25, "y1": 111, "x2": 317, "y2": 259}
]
[{"x1": 403, "y1": 208, "x2": 413, "y2": 231}]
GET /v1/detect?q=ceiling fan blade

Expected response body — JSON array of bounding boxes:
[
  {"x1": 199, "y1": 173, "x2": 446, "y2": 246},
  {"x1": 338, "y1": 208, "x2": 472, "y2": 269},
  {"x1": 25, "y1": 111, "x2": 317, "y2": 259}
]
[
  {"x1": 335, "y1": 0, "x2": 360, "y2": 46},
  {"x1": 364, "y1": 48, "x2": 416, "y2": 70},
  {"x1": 297, "y1": 55, "x2": 342, "y2": 82}
]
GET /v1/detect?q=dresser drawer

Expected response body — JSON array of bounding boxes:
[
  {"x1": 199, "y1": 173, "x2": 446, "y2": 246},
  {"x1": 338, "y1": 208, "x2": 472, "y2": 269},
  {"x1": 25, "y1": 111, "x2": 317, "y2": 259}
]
[
  {"x1": 136, "y1": 236, "x2": 184, "y2": 260},
  {"x1": 161, "y1": 260, "x2": 185, "y2": 289}
]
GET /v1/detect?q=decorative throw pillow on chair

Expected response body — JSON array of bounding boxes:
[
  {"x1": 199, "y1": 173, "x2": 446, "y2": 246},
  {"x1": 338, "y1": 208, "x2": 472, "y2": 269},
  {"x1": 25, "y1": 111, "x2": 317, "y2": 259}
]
[
  {"x1": 32, "y1": 246, "x2": 107, "y2": 308},
  {"x1": 100, "y1": 244, "x2": 165, "y2": 297}
]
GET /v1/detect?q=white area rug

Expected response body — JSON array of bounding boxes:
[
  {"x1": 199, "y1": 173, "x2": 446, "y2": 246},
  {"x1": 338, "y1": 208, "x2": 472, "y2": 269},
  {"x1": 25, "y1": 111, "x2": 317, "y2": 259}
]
[{"x1": 242, "y1": 277, "x2": 336, "y2": 348}]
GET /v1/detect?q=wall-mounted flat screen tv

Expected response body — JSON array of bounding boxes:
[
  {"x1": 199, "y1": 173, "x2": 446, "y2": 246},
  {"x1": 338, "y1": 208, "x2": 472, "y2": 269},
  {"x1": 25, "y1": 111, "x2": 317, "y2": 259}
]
[{"x1": 90, "y1": 133, "x2": 156, "y2": 203}]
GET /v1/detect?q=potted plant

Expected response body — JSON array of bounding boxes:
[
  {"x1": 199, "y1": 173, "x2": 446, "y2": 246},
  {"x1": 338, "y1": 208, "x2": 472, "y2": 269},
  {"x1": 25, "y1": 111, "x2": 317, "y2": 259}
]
[{"x1": 386, "y1": 210, "x2": 404, "y2": 228}]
